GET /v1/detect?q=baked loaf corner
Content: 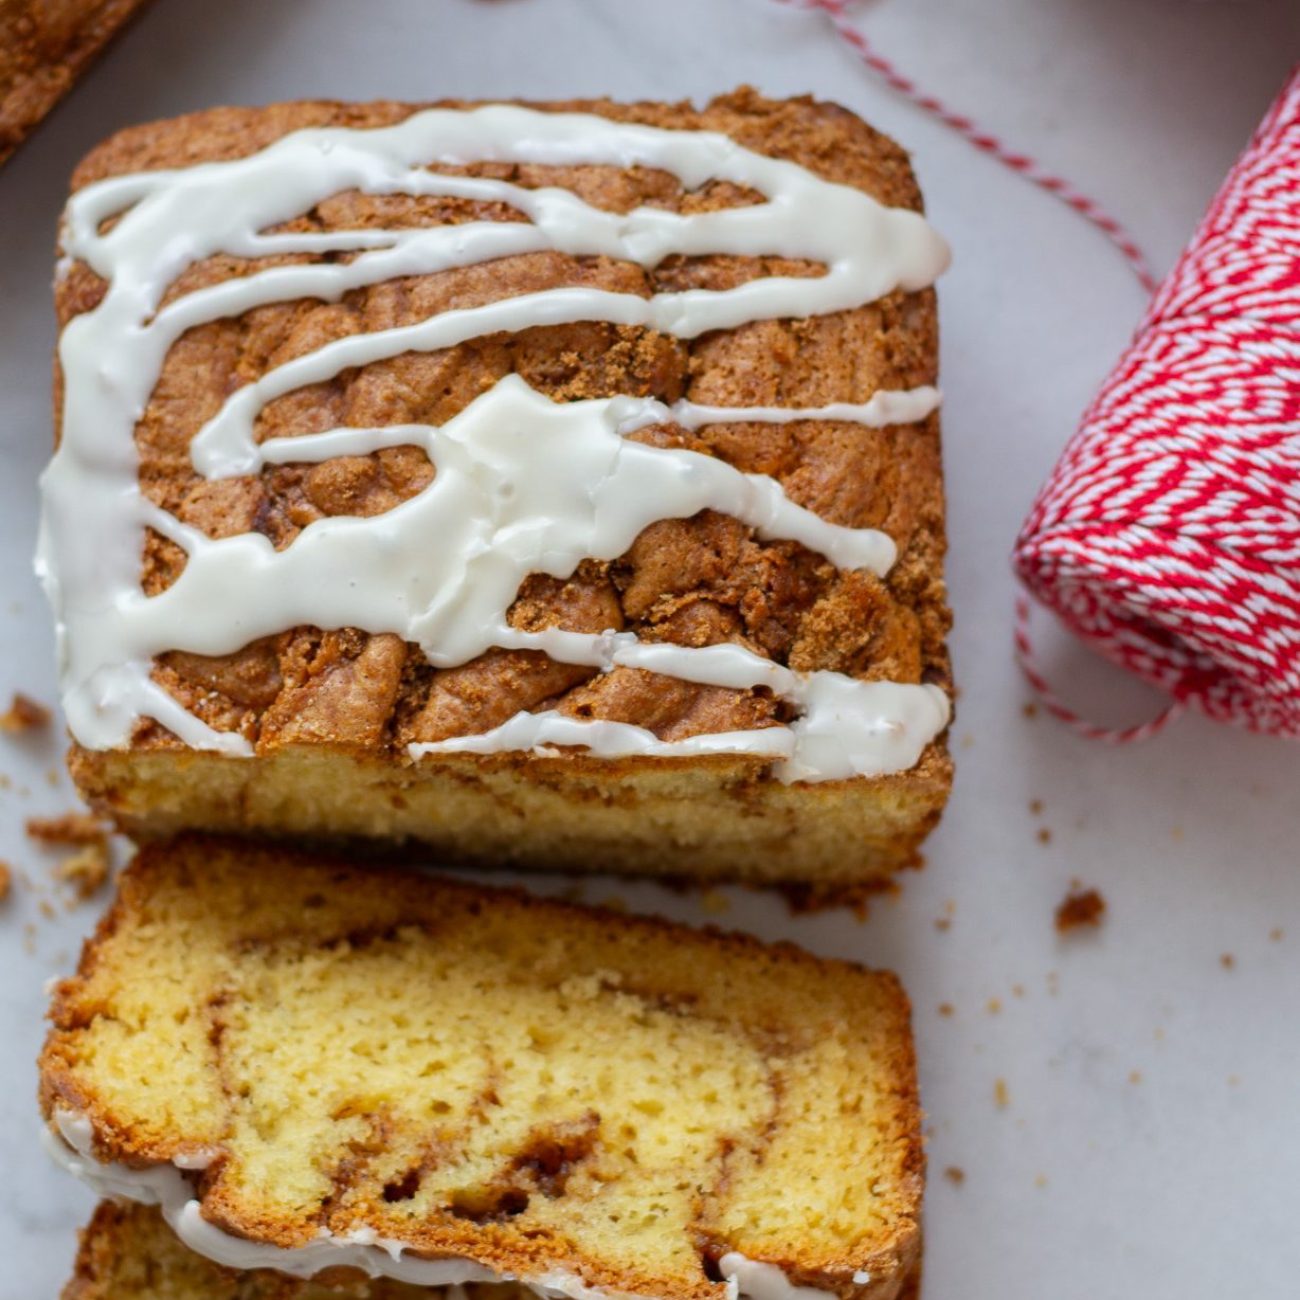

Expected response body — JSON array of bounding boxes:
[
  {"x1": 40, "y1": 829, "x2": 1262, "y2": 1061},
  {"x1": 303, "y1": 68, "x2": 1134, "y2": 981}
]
[{"x1": 43, "y1": 836, "x2": 924, "y2": 1300}]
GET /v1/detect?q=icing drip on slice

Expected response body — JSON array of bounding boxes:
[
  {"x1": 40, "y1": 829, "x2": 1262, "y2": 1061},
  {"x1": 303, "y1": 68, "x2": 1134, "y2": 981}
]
[{"x1": 39, "y1": 103, "x2": 951, "y2": 778}]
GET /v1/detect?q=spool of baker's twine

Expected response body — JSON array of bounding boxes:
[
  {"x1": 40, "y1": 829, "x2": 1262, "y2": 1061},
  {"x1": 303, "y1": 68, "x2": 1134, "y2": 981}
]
[{"x1": 1013, "y1": 67, "x2": 1300, "y2": 740}]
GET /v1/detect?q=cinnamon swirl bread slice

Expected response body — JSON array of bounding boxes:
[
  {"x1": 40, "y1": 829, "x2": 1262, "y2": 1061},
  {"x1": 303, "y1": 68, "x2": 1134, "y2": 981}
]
[{"x1": 42, "y1": 837, "x2": 923, "y2": 1300}]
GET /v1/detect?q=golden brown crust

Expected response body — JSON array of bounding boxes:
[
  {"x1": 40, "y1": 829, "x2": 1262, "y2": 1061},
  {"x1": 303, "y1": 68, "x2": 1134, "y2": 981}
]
[
  {"x1": 0, "y1": 0, "x2": 151, "y2": 167},
  {"x1": 43, "y1": 835, "x2": 923, "y2": 1300},
  {"x1": 69, "y1": 740, "x2": 952, "y2": 895},
  {"x1": 61, "y1": 1200, "x2": 505, "y2": 1298},
  {"x1": 55, "y1": 90, "x2": 952, "y2": 886}
]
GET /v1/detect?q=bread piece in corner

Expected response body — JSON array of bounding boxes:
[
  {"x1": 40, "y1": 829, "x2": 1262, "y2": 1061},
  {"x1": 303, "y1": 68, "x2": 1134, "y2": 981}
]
[
  {"x1": 0, "y1": 0, "x2": 152, "y2": 167},
  {"x1": 42, "y1": 837, "x2": 923, "y2": 1300}
]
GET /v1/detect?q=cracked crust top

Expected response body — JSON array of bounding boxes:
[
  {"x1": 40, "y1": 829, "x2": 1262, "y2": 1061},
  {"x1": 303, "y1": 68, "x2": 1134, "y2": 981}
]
[{"x1": 55, "y1": 88, "x2": 949, "y2": 765}]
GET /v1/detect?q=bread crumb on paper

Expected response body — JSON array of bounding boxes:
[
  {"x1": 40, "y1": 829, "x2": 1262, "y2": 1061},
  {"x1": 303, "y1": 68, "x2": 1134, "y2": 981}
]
[
  {"x1": 1056, "y1": 885, "x2": 1106, "y2": 932},
  {"x1": 26, "y1": 811, "x2": 107, "y2": 845},
  {"x1": 0, "y1": 692, "x2": 50, "y2": 733},
  {"x1": 53, "y1": 842, "x2": 110, "y2": 901},
  {"x1": 26, "y1": 809, "x2": 114, "y2": 906}
]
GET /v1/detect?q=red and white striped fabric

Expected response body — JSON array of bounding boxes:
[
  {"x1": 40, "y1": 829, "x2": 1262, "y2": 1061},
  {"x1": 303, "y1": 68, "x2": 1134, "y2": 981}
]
[{"x1": 1013, "y1": 67, "x2": 1300, "y2": 739}]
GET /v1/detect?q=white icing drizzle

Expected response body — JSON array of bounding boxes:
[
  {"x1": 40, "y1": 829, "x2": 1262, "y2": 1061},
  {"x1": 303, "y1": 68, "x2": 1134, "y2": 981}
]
[
  {"x1": 720, "y1": 1254, "x2": 851, "y2": 1300},
  {"x1": 39, "y1": 103, "x2": 950, "y2": 779},
  {"x1": 46, "y1": 1110, "x2": 852, "y2": 1299},
  {"x1": 414, "y1": 652, "x2": 949, "y2": 784}
]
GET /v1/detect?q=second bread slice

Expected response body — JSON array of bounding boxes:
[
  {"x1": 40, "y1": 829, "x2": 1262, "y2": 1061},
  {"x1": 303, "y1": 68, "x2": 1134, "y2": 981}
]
[
  {"x1": 64, "y1": 1201, "x2": 921, "y2": 1300},
  {"x1": 41, "y1": 837, "x2": 922, "y2": 1300}
]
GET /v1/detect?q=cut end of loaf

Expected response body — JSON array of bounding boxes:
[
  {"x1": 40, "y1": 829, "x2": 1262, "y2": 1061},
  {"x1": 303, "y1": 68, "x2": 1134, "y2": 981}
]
[{"x1": 68, "y1": 742, "x2": 951, "y2": 896}]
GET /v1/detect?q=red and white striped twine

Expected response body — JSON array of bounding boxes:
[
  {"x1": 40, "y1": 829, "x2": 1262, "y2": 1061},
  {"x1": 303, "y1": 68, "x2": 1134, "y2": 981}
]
[
  {"x1": 1014, "y1": 67, "x2": 1300, "y2": 741},
  {"x1": 789, "y1": 1, "x2": 1300, "y2": 742}
]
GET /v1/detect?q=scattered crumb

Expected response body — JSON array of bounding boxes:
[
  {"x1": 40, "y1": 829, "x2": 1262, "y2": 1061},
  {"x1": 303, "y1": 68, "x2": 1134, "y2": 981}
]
[
  {"x1": 994, "y1": 1078, "x2": 1010, "y2": 1109},
  {"x1": 0, "y1": 773, "x2": 9, "y2": 790},
  {"x1": 698, "y1": 888, "x2": 730, "y2": 917},
  {"x1": 1220, "y1": 953, "x2": 1236, "y2": 970},
  {"x1": 27, "y1": 810, "x2": 114, "y2": 907},
  {"x1": 1154, "y1": 1027, "x2": 1165, "y2": 1042},
  {"x1": 1228, "y1": 1075, "x2": 1241, "y2": 1087},
  {"x1": 38, "y1": 897, "x2": 57, "y2": 921},
  {"x1": 1034, "y1": 1173, "x2": 1048, "y2": 1189},
  {"x1": 959, "y1": 733, "x2": 975, "y2": 749},
  {"x1": 22, "y1": 922, "x2": 36, "y2": 955},
  {"x1": 986, "y1": 998, "x2": 1002, "y2": 1015},
  {"x1": 45, "y1": 767, "x2": 61, "y2": 787},
  {"x1": 1170, "y1": 825, "x2": 1184, "y2": 843},
  {"x1": 1022, "y1": 701, "x2": 1038, "y2": 719},
  {"x1": 0, "y1": 861, "x2": 10, "y2": 903},
  {"x1": 1028, "y1": 798, "x2": 1043, "y2": 816},
  {"x1": 1128, "y1": 1070, "x2": 1143, "y2": 1085},
  {"x1": 933, "y1": 916, "x2": 950, "y2": 932},
  {"x1": 53, "y1": 842, "x2": 110, "y2": 901},
  {"x1": 0, "y1": 692, "x2": 51, "y2": 733},
  {"x1": 26, "y1": 811, "x2": 108, "y2": 846},
  {"x1": 1036, "y1": 827, "x2": 1053, "y2": 846},
  {"x1": 1046, "y1": 970, "x2": 1060, "y2": 996},
  {"x1": 777, "y1": 878, "x2": 881, "y2": 919},
  {"x1": 937, "y1": 1002, "x2": 955, "y2": 1018},
  {"x1": 943, "y1": 1166, "x2": 965, "y2": 1186},
  {"x1": 1270, "y1": 927, "x2": 1285, "y2": 943},
  {"x1": 1056, "y1": 886, "x2": 1106, "y2": 932},
  {"x1": 1011, "y1": 983, "x2": 1025, "y2": 998}
]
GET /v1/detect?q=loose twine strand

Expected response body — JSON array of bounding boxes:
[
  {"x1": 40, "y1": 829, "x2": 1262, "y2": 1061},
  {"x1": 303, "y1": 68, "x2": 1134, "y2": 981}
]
[{"x1": 787, "y1": 0, "x2": 1300, "y2": 742}]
